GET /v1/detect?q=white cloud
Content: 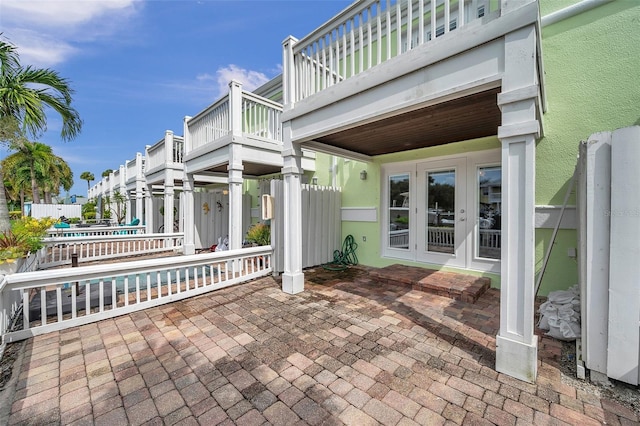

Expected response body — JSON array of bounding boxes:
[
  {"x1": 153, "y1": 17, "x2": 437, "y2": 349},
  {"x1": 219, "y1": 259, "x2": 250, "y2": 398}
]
[
  {"x1": 1, "y1": 0, "x2": 138, "y2": 28},
  {"x1": 2, "y1": 29, "x2": 78, "y2": 67},
  {"x1": 0, "y1": 0, "x2": 141, "y2": 67},
  {"x1": 197, "y1": 65, "x2": 270, "y2": 99}
]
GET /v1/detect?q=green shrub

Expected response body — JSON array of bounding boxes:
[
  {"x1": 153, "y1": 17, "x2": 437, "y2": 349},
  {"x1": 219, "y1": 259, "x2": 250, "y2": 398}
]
[
  {"x1": 246, "y1": 223, "x2": 271, "y2": 246},
  {"x1": 84, "y1": 211, "x2": 96, "y2": 220},
  {"x1": 0, "y1": 217, "x2": 56, "y2": 261}
]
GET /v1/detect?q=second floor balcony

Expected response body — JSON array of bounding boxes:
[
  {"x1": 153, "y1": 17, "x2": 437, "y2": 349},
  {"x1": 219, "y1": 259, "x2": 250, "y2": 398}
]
[
  {"x1": 281, "y1": 0, "x2": 543, "y2": 159},
  {"x1": 145, "y1": 131, "x2": 185, "y2": 186},
  {"x1": 184, "y1": 80, "x2": 315, "y2": 178}
]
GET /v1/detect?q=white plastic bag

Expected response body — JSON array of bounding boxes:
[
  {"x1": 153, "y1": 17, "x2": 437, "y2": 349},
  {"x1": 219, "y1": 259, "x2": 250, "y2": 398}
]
[
  {"x1": 215, "y1": 236, "x2": 229, "y2": 251},
  {"x1": 538, "y1": 285, "x2": 581, "y2": 341}
]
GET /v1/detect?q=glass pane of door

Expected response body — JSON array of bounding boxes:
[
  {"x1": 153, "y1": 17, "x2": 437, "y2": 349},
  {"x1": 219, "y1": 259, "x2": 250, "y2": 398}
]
[
  {"x1": 477, "y1": 166, "x2": 501, "y2": 259},
  {"x1": 388, "y1": 173, "x2": 410, "y2": 249},
  {"x1": 426, "y1": 170, "x2": 456, "y2": 254}
]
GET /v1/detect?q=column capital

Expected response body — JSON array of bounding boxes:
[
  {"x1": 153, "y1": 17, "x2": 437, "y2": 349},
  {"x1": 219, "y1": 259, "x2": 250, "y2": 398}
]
[{"x1": 498, "y1": 121, "x2": 540, "y2": 140}]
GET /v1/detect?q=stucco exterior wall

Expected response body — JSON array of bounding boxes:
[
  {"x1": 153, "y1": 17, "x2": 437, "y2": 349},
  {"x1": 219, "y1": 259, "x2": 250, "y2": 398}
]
[{"x1": 535, "y1": 0, "x2": 640, "y2": 295}]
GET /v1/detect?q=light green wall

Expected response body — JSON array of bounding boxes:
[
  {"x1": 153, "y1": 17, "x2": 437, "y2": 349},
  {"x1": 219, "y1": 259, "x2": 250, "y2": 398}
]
[
  {"x1": 534, "y1": 0, "x2": 640, "y2": 294},
  {"x1": 321, "y1": 1, "x2": 640, "y2": 295},
  {"x1": 324, "y1": 137, "x2": 502, "y2": 286}
]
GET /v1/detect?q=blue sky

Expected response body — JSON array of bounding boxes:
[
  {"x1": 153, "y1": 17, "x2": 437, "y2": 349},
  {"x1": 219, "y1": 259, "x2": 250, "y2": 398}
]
[{"x1": 0, "y1": 0, "x2": 352, "y2": 197}]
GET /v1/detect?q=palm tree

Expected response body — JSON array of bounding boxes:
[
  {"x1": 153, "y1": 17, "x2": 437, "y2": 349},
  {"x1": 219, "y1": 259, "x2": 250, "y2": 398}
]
[
  {"x1": 102, "y1": 169, "x2": 113, "y2": 178},
  {"x1": 39, "y1": 152, "x2": 73, "y2": 203},
  {"x1": 0, "y1": 35, "x2": 82, "y2": 231},
  {"x1": 2, "y1": 154, "x2": 32, "y2": 213},
  {"x1": 9, "y1": 141, "x2": 56, "y2": 204},
  {"x1": 80, "y1": 171, "x2": 94, "y2": 190}
]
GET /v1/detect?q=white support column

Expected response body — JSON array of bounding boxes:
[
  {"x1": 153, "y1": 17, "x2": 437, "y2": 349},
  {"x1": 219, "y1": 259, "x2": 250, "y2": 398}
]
[
  {"x1": 227, "y1": 80, "x2": 245, "y2": 251},
  {"x1": 281, "y1": 121, "x2": 304, "y2": 294},
  {"x1": 164, "y1": 169, "x2": 175, "y2": 234},
  {"x1": 145, "y1": 184, "x2": 154, "y2": 234},
  {"x1": 135, "y1": 152, "x2": 145, "y2": 222},
  {"x1": 228, "y1": 150, "x2": 244, "y2": 251},
  {"x1": 496, "y1": 23, "x2": 541, "y2": 383},
  {"x1": 183, "y1": 173, "x2": 196, "y2": 255}
]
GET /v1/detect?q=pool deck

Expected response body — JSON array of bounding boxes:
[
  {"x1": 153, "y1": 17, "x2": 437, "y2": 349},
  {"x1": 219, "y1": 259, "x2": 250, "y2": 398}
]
[{"x1": 1, "y1": 265, "x2": 638, "y2": 425}]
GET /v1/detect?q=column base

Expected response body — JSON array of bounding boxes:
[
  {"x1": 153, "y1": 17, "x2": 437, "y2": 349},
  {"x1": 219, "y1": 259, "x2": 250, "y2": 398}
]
[
  {"x1": 183, "y1": 244, "x2": 196, "y2": 256},
  {"x1": 496, "y1": 334, "x2": 538, "y2": 383},
  {"x1": 282, "y1": 272, "x2": 304, "y2": 294}
]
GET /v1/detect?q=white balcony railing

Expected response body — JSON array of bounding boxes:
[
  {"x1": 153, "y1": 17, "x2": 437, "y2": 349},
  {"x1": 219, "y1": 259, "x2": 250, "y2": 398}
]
[
  {"x1": 285, "y1": 0, "x2": 494, "y2": 103},
  {"x1": 145, "y1": 134, "x2": 185, "y2": 173},
  {"x1": 125, "y1": 153, "x2": 145, "y2": 185},
  {"x1": 0, "y1": 246, "x2": 273, "y2": 343},
  {"x1": 187, "y1": 82, "x2": 283, "y2": 153}
]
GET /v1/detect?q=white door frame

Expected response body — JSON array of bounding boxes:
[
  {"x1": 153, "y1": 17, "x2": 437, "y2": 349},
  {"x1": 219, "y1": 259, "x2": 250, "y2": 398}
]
[{"x1": 382, "y1": 149, "x2": 501, "y2": 274}]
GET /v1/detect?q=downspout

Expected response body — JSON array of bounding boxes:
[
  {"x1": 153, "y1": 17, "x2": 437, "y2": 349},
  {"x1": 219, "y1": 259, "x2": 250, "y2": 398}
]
[{"x1": 541, "y1": 0, "x2": 613, "y2": 27}]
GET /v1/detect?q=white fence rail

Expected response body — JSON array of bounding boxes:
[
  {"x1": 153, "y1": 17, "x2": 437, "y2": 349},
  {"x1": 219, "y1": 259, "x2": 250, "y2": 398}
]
[
  {"x1": 46, "y1": 225, "x2": 146, "y2": 238},
  {"x1": 1, "y1": 246, "x2": 273, "y2": 343},
  {"x1": 288, "y1": 0, "x2": 493, "y2": 103},
  {"x1": 38, "y1": 233, "x2": 184, "y2": 269},
  {"x1": 28, "y1": 204, "x2": 82, "y2": 219}
]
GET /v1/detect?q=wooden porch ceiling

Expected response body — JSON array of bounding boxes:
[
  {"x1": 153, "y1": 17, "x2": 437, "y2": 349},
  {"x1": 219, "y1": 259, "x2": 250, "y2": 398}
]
[
  {"x1": 205, "y1": 163, "x2": 282, "y2": 178},
  {"x1": 313, "y1": 88, "x2": 501, "y2": 157}
]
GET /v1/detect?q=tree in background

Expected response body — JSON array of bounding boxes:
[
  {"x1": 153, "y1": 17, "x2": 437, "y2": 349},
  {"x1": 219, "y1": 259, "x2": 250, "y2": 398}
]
[
  {"x1": 80, "y1": 171, "x2": 94, "y2": 190},
  {"x1": 101, "y1": 169, "x2": 113, "y2": 178},
  {"x1": 0, "y1": 35, "x2": 82, "y2": 231},
  {"x1": 107, "y1": 190, "x2": 127, "y2": 224},
  {"x1": 2, "y1": 151, "x2": 32, "y2": 213},
  {"x1": 40, "y1": 151, "x2": 73, "y2": 203}
]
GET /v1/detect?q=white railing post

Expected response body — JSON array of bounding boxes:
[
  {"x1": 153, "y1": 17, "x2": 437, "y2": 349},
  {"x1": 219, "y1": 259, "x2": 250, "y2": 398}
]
[
  {"x1": 165, "y1": 130, "x2": 174, "y2": 163},
  {"x1": 229, "y1": 80, "x2": 243, "y2": 139},
  {"x1": 163, "y1": 170, "x2": 175, "y2": 236},
  {"x1": 183, "y1": 115, "x2": 192, "y2": 156},
  {"x1": 282, "y1": 36, "x2": 298, "y2": 107},
  {"x1": 145, "y1": 183, "x2": 154, "y2": 234},
  {"x1": 183, "y1": 174, "x2": 196, "y2": 255}
]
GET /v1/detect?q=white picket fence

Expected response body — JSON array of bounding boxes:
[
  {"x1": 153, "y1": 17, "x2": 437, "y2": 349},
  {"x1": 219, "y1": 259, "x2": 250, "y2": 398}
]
[
  {"x1": 270, "y1": 182, "x2": 341, "y2": 272},
  {"x1": 1, "y1": 246, "x2": 272, "y2": 343},
  {"x1": 38, "y1": 233, "x2": 184, "y2": 269}
]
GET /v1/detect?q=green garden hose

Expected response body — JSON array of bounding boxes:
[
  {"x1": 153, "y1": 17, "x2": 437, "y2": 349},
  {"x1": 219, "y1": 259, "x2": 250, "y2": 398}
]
[{"x1": 323, "y1": 234, "x2": 358, "y2": 271}]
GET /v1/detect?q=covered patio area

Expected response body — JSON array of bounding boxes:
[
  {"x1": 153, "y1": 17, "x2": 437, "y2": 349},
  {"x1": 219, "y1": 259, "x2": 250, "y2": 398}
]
[{"x1": 1, "y1": 267, "x2": 637, "y2": 425}]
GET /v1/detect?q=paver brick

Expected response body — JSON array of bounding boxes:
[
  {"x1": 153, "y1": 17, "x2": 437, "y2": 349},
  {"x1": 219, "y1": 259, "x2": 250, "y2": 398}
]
[{"x1": 6, "y1": 269, "x2": 639, "y2": 426}]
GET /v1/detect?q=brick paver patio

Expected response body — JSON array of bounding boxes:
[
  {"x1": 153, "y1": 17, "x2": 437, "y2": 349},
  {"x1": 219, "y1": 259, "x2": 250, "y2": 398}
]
[{"x1": 2, "y1": 266, "x2": 638, "y2": 425}]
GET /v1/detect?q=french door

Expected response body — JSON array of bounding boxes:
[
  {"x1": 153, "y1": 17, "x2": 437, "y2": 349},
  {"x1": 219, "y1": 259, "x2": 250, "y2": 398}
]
[
  {"x1": 384, "y1": 150, "x2": 501, "y2": 273},
  {"x1": 416, "y1": 158, "x2": 467, "y2": 267}
]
